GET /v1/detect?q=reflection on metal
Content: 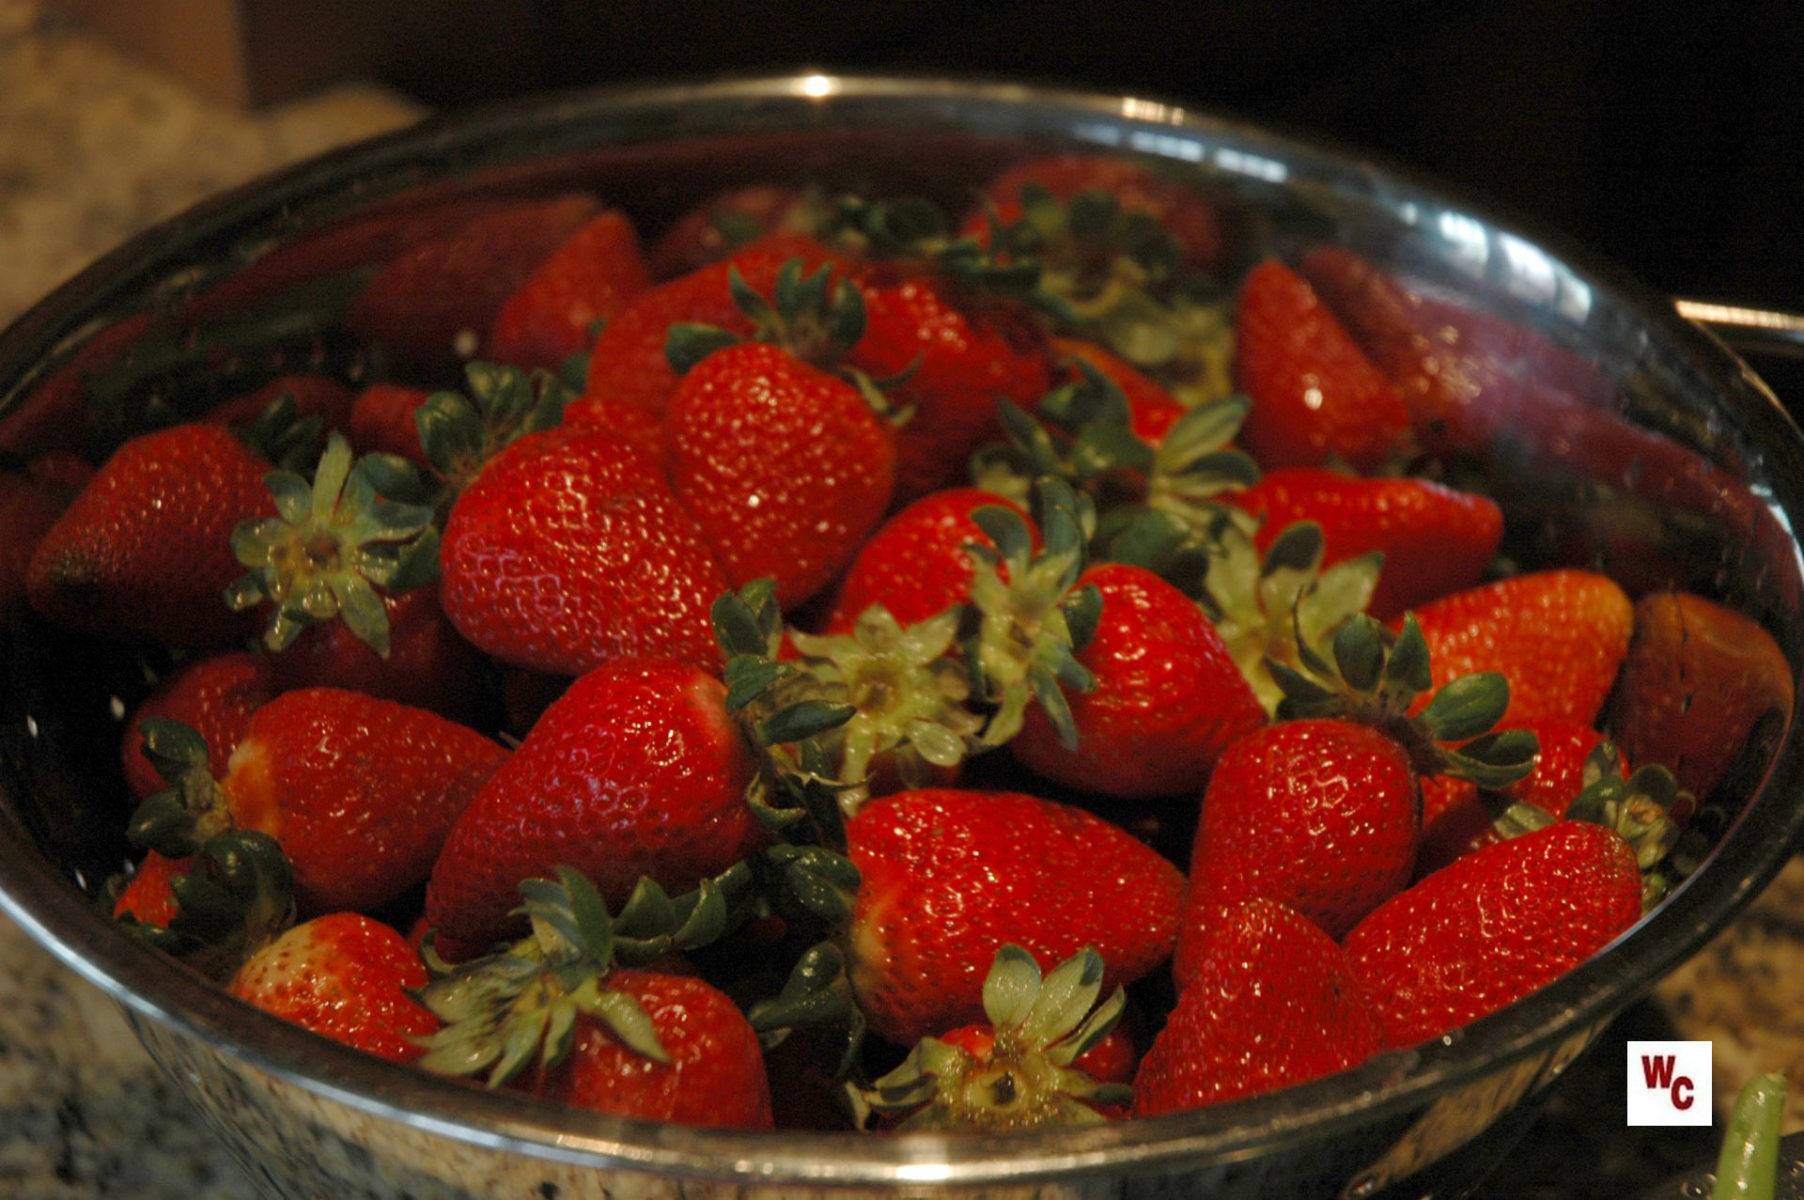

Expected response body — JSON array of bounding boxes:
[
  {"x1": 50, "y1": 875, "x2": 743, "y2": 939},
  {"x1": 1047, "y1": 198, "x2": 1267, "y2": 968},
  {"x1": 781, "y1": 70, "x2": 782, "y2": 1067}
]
[{"x1": 1677, "y1": 299, "x2": 1804, "y2": 360}]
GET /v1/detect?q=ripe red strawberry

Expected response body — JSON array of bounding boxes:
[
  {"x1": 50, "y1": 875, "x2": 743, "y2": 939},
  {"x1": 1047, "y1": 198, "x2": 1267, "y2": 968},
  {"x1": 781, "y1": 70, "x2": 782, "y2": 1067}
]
[
  {"x1": 1012, "y1": 562, "x2": 1266, "y2": 798},
  {"x1": 121, "y1": 651, "x2": 277, "y2": 800},
  {"x1": 665, "y1": 341, "x2": 895, "y2": 607},
  {"x1": 348, "y1": 194, "x2": 603, "y2": 369},
  {"x1": 648, "y1": 185, "x2": 810, "y2": 278},
  {"x1": 129, "y1": 688, "x2": 507, "y2": 914},
  {"x1": 267, "y1": 583, "x2": 484, "y2": 717},
  {"x1": 440, "y1": 425, "x2": 727, "y2": 675},
  {"x1": 417, "y1": 868, "x2": 773, "y2": 1128},
  {"x1": 1417, "y1": 719, "x2": 1615, "y2": 876},
  {"x1": 1343, "y1": 820, "x2": 1642, "y2": 1047},
  {"x1": 1297, "y1": 246, "x2": 1496, "y2": 454},
  {"x1": 1, "y1": 464, "x2": 82, "y2": 622},
  {"x1": 425, "y1": 657, "x2": 759, "y2": 947},
  {"x1": 847, "y1": 272, "x2": 1052, "y2": 500},
  {"x1": 843, "y1": 788, "x2": 1185, "y2": 1044},
  {"x1": 1181, "y1": 719, "x2": 1417, "y2": 962},
  {"x1": 1049, "y1": 337, "x2": 1183, "y2": 445},
  {"x1": 1235, "y1": 260, "x2": 1412, "y2": 471},
  {"x1": 346, "y1": 384, "x2": 431, "y2": 465},
  {"x1": 1409, "y1": 570, "x2": 1633, "y2": 727},
  {"x1": 1231, "y1": 469, "x2": 1504, "y2": 622},
  {"x1": 26, "y1": 423, "x2": 272, "y2": 648},
  {"x1": 1609, "y1": 592, "x2": 1794, "y2": 799},
  {"x1": 972, "y1": 155, "x2": 1225, "y2": 274},
  {"x1": 516, "y1": 969, "x2": 772, "y2": 1127},
  {"x1": 573, "y1": 233, "x2": 846, "y2": 423},
  {"x1": 228, "y1": 913, "x2": 438, "y2": 1063},
  {"x1": 488, "y1": 210, "x2": 652, "y2": 371},
  {"x1": 202, "y1": 374, "x2": 355, "y2": 432},
  {"x1": 826, "y1": 487, "x2": 1031, "y2": 632},
  {"x1": 112, "y1": 849, "x2": 190, "y2": 928},
  {"x1": 1135, "y1": 900, "x2": 1381, "y2": 1116},
  {"x1": 853, "y1": 946, "x2": 1135, "y2": 1130}
]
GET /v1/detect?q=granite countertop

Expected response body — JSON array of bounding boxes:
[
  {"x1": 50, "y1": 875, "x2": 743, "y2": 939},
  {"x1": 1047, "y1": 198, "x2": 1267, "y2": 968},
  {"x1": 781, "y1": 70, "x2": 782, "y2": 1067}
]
[{"x1": 1, "y1": 10, "x2": 1801, "y2": 1199}]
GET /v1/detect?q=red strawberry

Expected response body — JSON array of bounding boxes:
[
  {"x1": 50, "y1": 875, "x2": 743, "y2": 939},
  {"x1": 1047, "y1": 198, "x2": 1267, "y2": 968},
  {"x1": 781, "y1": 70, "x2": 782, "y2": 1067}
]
[
  {"x1": 348, "y1": 195, "x2": 603, "y2": 369},
  {"x1": 1609, "y1": 592, "x2": 1794, "y2": 799},
  {"x1": 1343, "y1": 820, "x2": 1642, "y2": 1047},
  {"x1": 346, "y1": 384, "x2": 431, "y2": 464},
  {"x1": 665, "y1": 341, "x2": 895, "y2": 607},
  {"x1": 440, "y1": 425, "x2": 727, "y2": 675},
  {"x1": 121, "y1": 651, "x2": 277, "y2": 800},
  {"x1": 425, "y1": 657, "x2": 759, "y2": 947},
  {"x1": 1181, "y1": 719, "x2": 1417, "y2": 962},
  {"x1": 228, "y1": 913, "x2": 437, "y2": 1063},
  {"x1": 973, "y1": 155, "x2": 1225, "y2": 274},
  {"x1": 847, "y1": 272, "x2": 1052, "y2": 500},
  {"x1": 112, "y1": 850, "x2": 190, "y2": 929},
  {"x1": 1012, "y1": 562, "x2": 1266, "y2": 798},
  {"x1": 1049, "y1": 337, "x2": 1184, "y2": 445},
  {"x1": 1235, "y1": 260, "x2": 1411, "y2": 471},
  {"x1": 26, "y1": 423, "x2": 272, "y2": 648},
  {"x1": 648, "y1": 185, "x2": 810, "y2": 278},
  {"x1": 843, "y1": 788, "x2": 1185, "y2": 1044},
  {"x1": 1231, "y1": 469, "x2": 1504, "y2": 621},
  {"x1": 1297, "y1": 246, "x2": 1496, "y2": 453},
  {"x1": 0, "y1": 466, "x2": 80, "y2": 622},
  {"x1": 1409, "y1": 570, "x2": 1633, "y2": 727},
  {"x1": 517, "y1": 969, "x2": 772, "y2": 1127},
  {"x1": 827, "y1": 487, "x2": 1030, "y2": 632},
  {"x1": 202, "y1": 374, "x2": 355, "y2": 431},
  {"x1": 1135, "y1": 899, "x2": 1381, "y2": 1115},
  {"x1": 488, "y1": 210, "x2": 652, "y2": 371},
  {"x1": 574, "y1": 233, "x2": 846, "y2": 422},
  {"x1": 267, "y1": 583, "x2": 484, "y2": 717},
  {"x1": 853, "y1": 946, "x2": 1135, "y2": 1130},
  {"x1": 129, "y1": 688, "x2": 507, "y2": 914},
  {"x1": 417, "y1": 869, "x2": 772, "y2": 1128},
  {"x1": 1417, "y1": 719, "x2": 1614, "y2": 876}
]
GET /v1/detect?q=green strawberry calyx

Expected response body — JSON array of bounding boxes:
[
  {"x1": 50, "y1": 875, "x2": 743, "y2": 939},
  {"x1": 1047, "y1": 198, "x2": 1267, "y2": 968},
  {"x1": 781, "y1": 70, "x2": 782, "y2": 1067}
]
[
  {"x1": 786, "y1": 607, "x2": 986, "y2": 816},
  {"x1": 979, "y1": 184, "x2": 1238, "y2": 408},
  {"x1": 1200, "y1": 520, "x2": 1381, "y2": 715},
  {"x1": 966, "y1": 477, "x2": 1101, "y2": 750},
  {"x1": 1270, "y1": 613, "x2": 1539, "y2": 788},
  {"x1": 413, "y1": 865, "x2": 750, "y2": 1086},
  {"x1": 127, "y1": 717, "x2": 238, "y2": 857},
  {"x1": 114, "y1": 829, "x2": 295, "y2": 980},
  {"x1": 224, "y1": 431, "x2": 440, "y2": 657},
  {"x1": 231, "y1": 389, "x2": 326, "y2": 474},
  {"x1": 664, "y1": 259, "x2": 908, "y2": 425},
  {"x1": 1565, "y1": 742, "x2": 1686, "y2": 906},
  {"x1": 850, "y1": 944, "x2": 1132, "y2": 1132},
  {"x1": 357, "y1": 360, "x2": 574, "y2": 509}
]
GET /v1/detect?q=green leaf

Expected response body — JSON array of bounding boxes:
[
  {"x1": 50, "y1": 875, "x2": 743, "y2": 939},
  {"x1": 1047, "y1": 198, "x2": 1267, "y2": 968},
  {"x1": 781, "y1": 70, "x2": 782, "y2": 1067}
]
[
  {"x1": 1384, "y1": 616, "x2": 1433, "y2": 695},
  {"x1": 1331, "y1": 614, "x2": 1385, "y2": 694},
  {"x1": 758, "y1": 701, "x2": 857, "y2": 745},
  {"x1": 665, "y1": 323, "x2": 743, "y2": 374},
  {"x1": 980, "y1": 944, "x2": 1043, "y2": 1031},
  {"x1": 1418, "y1": 673, "x2": 1510, "y2": 742}
]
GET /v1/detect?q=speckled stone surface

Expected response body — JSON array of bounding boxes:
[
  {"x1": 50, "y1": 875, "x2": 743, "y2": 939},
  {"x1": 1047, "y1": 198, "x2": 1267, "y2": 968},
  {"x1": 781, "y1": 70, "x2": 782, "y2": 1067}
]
[{"x1": 0, "y1": 7, "x2": 1800, "y2": 1198}]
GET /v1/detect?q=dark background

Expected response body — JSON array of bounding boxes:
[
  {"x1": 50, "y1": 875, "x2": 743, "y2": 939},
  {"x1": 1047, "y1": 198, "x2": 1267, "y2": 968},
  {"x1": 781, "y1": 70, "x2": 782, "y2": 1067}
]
[{"x1": 379, "y1": 0, "x2": 1803, "y2": 313}]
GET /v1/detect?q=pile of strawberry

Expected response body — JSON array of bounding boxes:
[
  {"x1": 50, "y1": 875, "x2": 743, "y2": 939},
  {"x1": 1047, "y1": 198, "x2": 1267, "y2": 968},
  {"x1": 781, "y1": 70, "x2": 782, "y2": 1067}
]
[{"x1": 2, "y1": 154, "x2": 1793, "y2": 1134}]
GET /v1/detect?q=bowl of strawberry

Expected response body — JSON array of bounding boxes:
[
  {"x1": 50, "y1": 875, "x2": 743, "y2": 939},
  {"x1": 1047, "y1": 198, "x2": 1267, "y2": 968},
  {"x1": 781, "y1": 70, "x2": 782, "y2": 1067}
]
[{"x1": 1, "y1": 74, "x2": 1800, "y2": 1199}]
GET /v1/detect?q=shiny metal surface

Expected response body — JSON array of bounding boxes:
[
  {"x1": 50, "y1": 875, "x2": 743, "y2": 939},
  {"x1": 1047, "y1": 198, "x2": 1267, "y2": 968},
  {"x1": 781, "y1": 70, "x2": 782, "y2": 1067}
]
[
  {"x1": 1677, "y1": 298, "x2": 1804, "y2": 360},
  {"x1": 2, "y1": 74, "x2": 1803, "y2": 1199}
]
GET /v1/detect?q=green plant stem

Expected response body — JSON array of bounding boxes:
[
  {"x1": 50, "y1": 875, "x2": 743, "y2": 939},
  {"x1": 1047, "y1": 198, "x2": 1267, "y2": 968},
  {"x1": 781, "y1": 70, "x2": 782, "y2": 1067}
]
[{"x1": 1711, "y1": 1071, "x2": 1787, "y2": 1200}]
